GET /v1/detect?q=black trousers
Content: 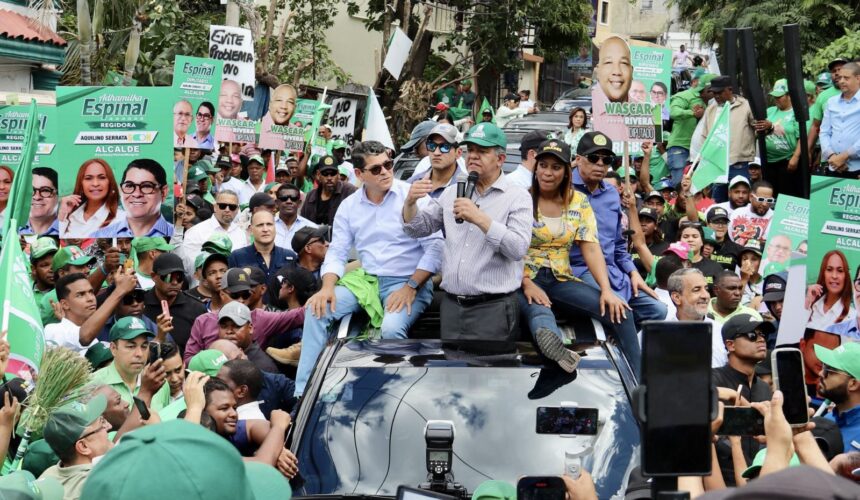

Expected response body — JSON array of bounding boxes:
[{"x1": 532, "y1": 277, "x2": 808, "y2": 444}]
[
  {"x1": 440, "y1": 293, "x2": 519, "y2": 342},
  {"x1": 764, "y1": 158, "x2": 804, "y2": 198}
]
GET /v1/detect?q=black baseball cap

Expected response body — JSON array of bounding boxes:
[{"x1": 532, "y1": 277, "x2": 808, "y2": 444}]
[
  {"x1": 828, "y1": 58, "x2": 848, "y2": 71},
  {"x1": 576, "y1": 131, "x2": 613, "y2": 156},
  {"x1": 152, "y1": 253, "x2": 185, "y2": 275},
  {"x1": 644, "y1": 190, "x2": 663, "y2": 202},
  {"x1": 241, "y1": 266, "x2": 266, "y2": 287},
  {"x1": 721, "y1": 313, "x2": 776, "y2": 341},
  {"x1": 739, "y1": 239, "x2": 764, "y2": 258},
  {"x1": 277, "y1": 265, "x2": 317, "y2": 296},
  {"x1": 638, "y1": 207, "x2": 659, "y2": 222},
  {"x1": 315, "y1": 155, "x2": 338, "y2": 174},
  {"x1": 534, "y1": 139, "x2": 571, "y2": 164},
  {"x1": 216, "y1": 155, "x2": 232, "y2": 169},
  {"x1": 221, "y1": 268, "x2": 253, "y2": 293},
  {"x1": 762, "y1": 272, "x2": 787, "y2": 302},
  {"x1": 291, "y1": 225, "x2": 330, "y2": 254},
  {"x1": 519, "y1": 130, "x2": 552, "y2": 156},
  {"x1": 504, "y1": 93, "x2": 520, "y2": 102},
  {"x1": 707, "y1": 206, "x2": 730, "y2": 223},
  {"x1": 708, "y1": 75, "x2": 732, "y2": 92}
]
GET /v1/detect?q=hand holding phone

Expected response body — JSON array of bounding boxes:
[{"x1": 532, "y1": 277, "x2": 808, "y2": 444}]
[
  {"x1": 161, "y1": 300, "x2": 171, "y2": 319},
  {"x1": 772, "y1": 348, "x2": 809, "y2": 427},
  {"x1": 133, "y1": 396, "x2": 151, "y2": 421},
  {"x1": 717, "y1": 406, "x2": 765, "y2": 436}
]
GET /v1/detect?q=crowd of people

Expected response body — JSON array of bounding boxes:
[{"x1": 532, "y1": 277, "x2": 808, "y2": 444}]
[{"x1": 0, "y1": 42, "x2": 859, "y2": 499}]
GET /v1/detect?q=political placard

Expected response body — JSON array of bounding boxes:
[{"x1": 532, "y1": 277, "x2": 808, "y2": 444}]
[
  {"x1": 258, "y1": 84, "x2": 304, "y2": 152},
  {"x1": 0, "y1": 105, "x2": 56, "y2": 168},
  {"x1": 172, "y1": 56, "x2": 223, "y2": 150},
  {"x1": 763, "y1": 195, "x2": 808, "y2": 276},
  {"x1": 327, "y1": 97, "x2": 358, "y2": 153},
  {"x1": 209, "y1": 25, "x2": 255, "y2": 101},
  {"x1": 56, "y1": 86, "x2": 174, "y2": 238}
]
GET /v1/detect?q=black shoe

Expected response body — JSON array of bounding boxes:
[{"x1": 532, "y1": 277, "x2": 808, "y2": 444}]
[{"x1": 528, "y1": 366, "x2": 578, "y2": 400}]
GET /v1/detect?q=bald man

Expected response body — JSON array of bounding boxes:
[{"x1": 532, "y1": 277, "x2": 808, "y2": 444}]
[
  {"x1": 228, "y1": 211, "x2": 297, "y2": 281},
  {"x1": 173, "y1": 100, "x2": 197, "y2": 148},
  {"x1": 259, "y1": 84, "x2": 299, "y2": 150},
  {"x1": 218, "y1": 79, "x2": 243, "y2": 120},
  {"x1": 596, "y1": 36, "x2": 633, "y2": 103}
]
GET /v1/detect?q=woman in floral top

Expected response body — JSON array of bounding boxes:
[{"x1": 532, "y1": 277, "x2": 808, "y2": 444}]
[{"x1": 519, "y1": 139, "x2": 636, "y2": 373}]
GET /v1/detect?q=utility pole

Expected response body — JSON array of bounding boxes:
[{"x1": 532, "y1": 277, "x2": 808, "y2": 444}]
[{"x1": 226, "y1": 0, "x2": 240, "y2": 26}]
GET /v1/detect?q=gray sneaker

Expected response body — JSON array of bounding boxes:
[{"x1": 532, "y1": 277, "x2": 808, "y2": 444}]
[{"x1": 535, "y1": 328, "x2": 581, "y2": 373}]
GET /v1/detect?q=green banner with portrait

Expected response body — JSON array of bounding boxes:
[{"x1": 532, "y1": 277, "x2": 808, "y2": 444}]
[
  {"x1": 764, "y1": 195, "x2": 808, "y2": 277},
  {"x1": 171, "y1": 56, "x2": 223, "y2": 151},
  {"x1": 0, "y1": 105, "x2": 57, "y2": 169}
]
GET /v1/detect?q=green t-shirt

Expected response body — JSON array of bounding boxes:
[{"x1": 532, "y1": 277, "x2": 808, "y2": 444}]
[
  {"x1": 90, "y1": 362, "x2": 171, "y2": 411},
  {"x1": 38, "y1": 289, "x2": 59, "y2": 327},
  {"x1": 434, "y1": 87, "x2": 456, "y2": 105},
  {"x1": 649, "y1": 153, "x2": 669, "y2": 183},
  {"x1": 764, "y1": 106, "x2": 800, "y2": 162},
  {"x1": 810, "y1": 86, "x2": 840, "y2": 122}
]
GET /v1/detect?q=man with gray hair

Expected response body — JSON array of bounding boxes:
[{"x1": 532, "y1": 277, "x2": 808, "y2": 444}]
[
  {"x1": 178, "y1": 190, "x2": 248, "y2": 276},
  {"x1": 821, "y1": 61, "x2": 860, "y2": 178},
  {"x1": 666, "y1": 267, "x2": 726, "y2": 367},
  {"x1": 403, "y1": 122, "x2": 532, "y2": 341}
]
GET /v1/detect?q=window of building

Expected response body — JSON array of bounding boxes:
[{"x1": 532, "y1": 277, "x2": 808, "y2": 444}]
[
  {"x1": 599, "y1": 1, "x2": 609, "y2": 25},
  {"x1": 641, "y1": 0, "x2": 653, "y2": 9}
]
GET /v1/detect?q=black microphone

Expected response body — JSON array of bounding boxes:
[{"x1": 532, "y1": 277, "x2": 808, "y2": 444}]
[
  {"x1": 465, "y1": 171, "x2": 479, "y2": 199},
  {"x1": 455, "y1": 173, "x2": 468, "y2": 224}
]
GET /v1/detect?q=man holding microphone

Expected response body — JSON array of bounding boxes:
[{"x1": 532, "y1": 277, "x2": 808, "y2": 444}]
[{"x1": 403, "y1": 123, "x2": 533, "y2": 340}]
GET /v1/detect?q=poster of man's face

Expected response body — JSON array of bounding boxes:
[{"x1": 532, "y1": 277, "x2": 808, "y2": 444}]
[
  {"x1": 268, "y1": 84, "x2": 297, "y2": 125},
  {"x1": 596, "y1": 36, "x2": 633, "y2": 103},
  {"x1": 218, "y1": 79, "x2": 242, "y2": 119}
]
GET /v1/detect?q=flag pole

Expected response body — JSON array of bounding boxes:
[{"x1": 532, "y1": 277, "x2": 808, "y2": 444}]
[{"x1": 0, "y1": 219, "x2": 14, "y2": 341}]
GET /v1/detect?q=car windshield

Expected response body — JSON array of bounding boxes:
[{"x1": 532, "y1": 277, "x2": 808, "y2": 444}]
[{"x1": 294, "y1": 343, "x2": 639, "y2": 499}]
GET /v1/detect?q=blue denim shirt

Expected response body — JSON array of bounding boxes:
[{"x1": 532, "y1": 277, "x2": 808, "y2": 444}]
[
  {"x1": 825, "y1": 404, "x2": 860, "y2": 453},
  {"x1": 570, "y1": 169, "x2": 636, "y2": 300},
  {"x1": 228, "y1": 244, "x2": 298, "y2": 280},
  {"x1": 821, "y1": 92, "x2": 860, "y2": 172}
]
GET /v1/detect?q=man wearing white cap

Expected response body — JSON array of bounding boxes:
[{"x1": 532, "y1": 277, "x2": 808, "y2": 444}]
[
  {"x1": 714, "y1": 175, "x2": 750, "y2": 217},
  {"x1": 217, "y1": 301, "x2": 278, "y2": 373}
]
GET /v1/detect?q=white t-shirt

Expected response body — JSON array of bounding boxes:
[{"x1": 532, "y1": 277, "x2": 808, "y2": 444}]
[
  {"x1": 44, "y1": 318, "x2": 98, "y2": 356},
  {"x1": 218, "y1": 177, "x2": 246, "y2": 197},
  {"x1": 519, "y1": 99, "x2": 535, "y2": 110},
  {"x1": 237, "y1": 401, "x2": 267, "y2": 421},
  {"x1": 728, "y1": 206, "x2": 773, "y2": 246},
  {"x1": 654, "y1": 288, "x2": 677, "y2": 321},
  {"x1": 505, "y1": 164, "x2": 533, "y2": 189},
  {"x1": 61, "y1": 204, "x2": 125, "y2": 238}
]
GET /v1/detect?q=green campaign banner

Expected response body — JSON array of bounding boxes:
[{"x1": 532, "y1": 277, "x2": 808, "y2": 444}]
[
  {"x1": 56, "y1": 86, "x2": 174, "y2": 238},
  {"x1": 172, "y1": 56, "x2": 223, "y2": 150},
  {"x1": 763, "y1": 195, "x2": 808, "y2": 276},
  {"x1": 0, "y1": 105, "x2": 57, "y2": 169},
  {"x1": 803, "y1": 175, "x2": 860, "y2": 336}
]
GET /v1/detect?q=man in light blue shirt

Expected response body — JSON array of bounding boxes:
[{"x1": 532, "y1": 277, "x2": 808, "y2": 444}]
[
  {"x1": 294, "y1": 140, "x2": 443, "y2": 396},
  {"x1": 821, "y1": 62, "x2": 860, "y2": 177}
]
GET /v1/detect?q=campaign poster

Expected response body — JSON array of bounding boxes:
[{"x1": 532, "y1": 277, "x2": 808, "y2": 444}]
[
  {"x1": 294, "y1": 99, "x2": 318, "y2": 128},
  {"x1": 327, "y1": 97, "x2": 358, "y2": 153},
  {"x1": 762, "y1": 195, "x2": 808, "y2": 276},
  {"x1": 172, "y1": 55, "x2": 223, "y2": 150},
  {"x1": 592, "y1": 36, "x2": 666, "y2": 144},
  {"x1": 56, "y1": 86, "x2": 174, "y2": 238},
  {"x1": 0, "y1": 104, "x2": 57, "y2": 169},
  {"x1": 258, "y1": 83, "x2": 304, "y2": 152},
  {"x1": 208, "y1": 25, "x2": 255, "y2": 101}
]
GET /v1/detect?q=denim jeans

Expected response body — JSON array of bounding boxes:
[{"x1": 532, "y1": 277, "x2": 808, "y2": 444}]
[
  {"x1": 667, "y1": 146, "x2": 690, "y2": 186},
  {"x1": 294, "y1": 276, "x2": 434, "y2": 396},
  {"x1": 519, "y1": 268, "x2": 643, "y2": 377},
  {"x1": 710, "y1": 162, "x2": 750, "y2": 203}
]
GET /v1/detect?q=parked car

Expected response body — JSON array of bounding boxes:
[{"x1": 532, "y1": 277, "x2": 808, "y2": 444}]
[
  {"x1": 551, "y1": 88, "x2": 593, "y2": 114},
  {"x1": 671, "y1": 68, "x2": 693, "y2": 95},
  {"x1": 503, "y1": 112, "x2": 569, "y2": 137}
]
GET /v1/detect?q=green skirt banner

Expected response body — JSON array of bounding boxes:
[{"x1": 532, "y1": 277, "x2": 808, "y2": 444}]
[
  {"x1": 172, "y1": 56, "x2": 223, "y2": 151},
  {"x1": 56, "y1": 86, "x2": 175, "y2": 239},
  {"x1": 0, "y1": 105, "x2": 57, "y2": 169},
  {"x1": 762, "y1": 195, "x2": 808, "y2": 276}
]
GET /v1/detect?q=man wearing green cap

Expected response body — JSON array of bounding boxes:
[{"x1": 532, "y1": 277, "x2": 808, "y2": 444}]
[
  {"x1": 91, "y1": 316, "x2": 171, "y2": 410},
  {"x1": 330, "y1": 139, "x2": 358, "y2": 185},
  {"x1": 667, "y1": 73, "x2": 715, "y2": 185},
  {"x1": 754, "y1": 79, "x2": 802, "y2": 197},
  {"x1": 130, "y1": 236, "x2": 174, "y2": 290},
  {"x1": 39, "y1": 394, "x2": 112, "y2": 498},
  {"x1": 403, "y1": 122, "x2": 532, "y2": 341},
  {"x1": 815, "y1": 342, "x2": 860, "y2": 452},
  {"x1": 30, "y1": 237, "x2": 59, "y2": 305},
  {"x1": 237, "y1": 155, "x2": 267, "y2": 205}
]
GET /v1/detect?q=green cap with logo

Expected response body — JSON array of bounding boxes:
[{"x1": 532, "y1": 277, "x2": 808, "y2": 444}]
[
  {"x1": 202, "y1": 233, "x2": 232, "y2": 257},
  {"x1": 0, "y1": 470, "x2": 64, "y2": 500},
  {"x1": 187, "y1": 164, "x2": 208, "y2": 183},
  {"x1": 769, "y1": 78, "x2": 789, "y2": 97},
  {"x1": 30, "y1": 237, "x2": 59, "y2": 262},
  {"x1": 109, "y1": 316, "x2": 155, "y2": 342},
  {"x1": 814, "y1": 342, "x2": 860, "y2": 379},
  {"x1": 462, "y1": 123, "x2": 507, "y2": 149},
  {"x1": 188, "y1": 349, "x2": 228, "y2": 376},
  {"x1": 80, "y1": 419, "x2": 287, "y2": 500},
  {"x1": 472, "y1": 480, "x2": 516, "y2": 500},
  {"x1": 816, "y1": 72, "x2": 833, "y2": 89},
  {"x1": 132, "y1": 237, "x2": 174, "y2": 257},
  {"x1": 742, "y1": 448, "x2": 800, "y2": 478},
  {"x1": 51, "y1": 246, "x2": 96, "y2": 272},
  {"x1": 43, "y1": 394, "x2": 107, "y2": 458},
  {"x1": 248, "y1": 154, "x2": 265, "y2": 166},
  {"x1": 84, "y1": 343, "x2": 114, "y2": 371},
  {"x1": 331, "y1": 139, "x2": 348, "y2": 150},
  {"x1": 803, "y1": 80, "x2": 816, "y2": 95}
]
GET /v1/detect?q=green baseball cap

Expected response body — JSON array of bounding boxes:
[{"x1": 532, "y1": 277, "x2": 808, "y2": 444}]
[
  {"x1": 462, "y1": 123, "x2": 507, "y2": 149},
  {"x1": 816, "y1": 72, "x2": 833, "y2": 88},
  {"x1": 338, "y1": 164, "x2": 351, "y2": 177},
  {"x1": 0, "y1": 470, "x2": 64, "y2": 500},
  {"x1": 188, "y1": 349, "x2": 228, "y2": 376},
  {"x1": 742, "y1": 448, "x2": 800, "y2": 478},
  {"x1": 21, "y1": 439, "x2": 59, "y2": 478},
  {"x1": 202, "y1": 233, "x2": 232, "y2": 257},
  {"x1": 803, "y1": 80, "x2": 816, "y2": 95},
  {"x1": 80, "y1": 419, "x2": 283, "y2": 500},
  {"x1": 697, "y1": 73, "x2": 716, "y2": 91},
  {"x1": 43, "y1": 394, "x2": 107, "y2": 458},
  {"x1": 132, "y1": 236, "x2": 174, "y2": 257},
  {"x1": 330, "y1": 139, "x2": 348, "y2": 150},
  {"x1": 30, "y1": 237, "x2": 59, "y2": 261},
  {"x1": 248, "y1": 154, "x2": 265, "y2": 166},
  {"x1": 51, "y1": 246, "x2": 96, "y2": 272},
  {"x1": 472, "y1": 480, "x2": 516, "y2": 500},
  {"x1": 187, "y1": 165, "x2": 208, "y2": 183},
  {"x1": 84, "y1": 343, "x2": 114, "y2": 371},
  {"x1": 692, "y1": 68, "x2": 707, "y2": 81},
  {"x1": 194, "y1": 159, "x2": 219, "y2": 173},
  {"x1": 109, "y1": 316, "x2": 155, "y2": 342},
  {"x1": 814, "y1": 342, "x2": 860, "y2": 379},
  {"x1": 616, "y1": 166, "x2": 637, "y2": 179},
  {"x1": 769, "y1": 78, "x2": 789, "y2": 97}
]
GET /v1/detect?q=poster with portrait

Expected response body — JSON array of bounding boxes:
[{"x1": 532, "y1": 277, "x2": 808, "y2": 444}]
[
  {"x1": 763, "y1": 195, "x2": 808, "y2": 276},
  {"x1": 56, "y1": 86, "x2": 174, "y2": 238},
  {"x1": 258, "y1": 84, "x2": 304, "y2": 152},
  {"x1": 171, "y1": 56, "x2": 223, "y2": 151},
  {"x1": 0, "y1": 104, "x2": 57, "y2": 169},
  {"x1": 591, "y1": 36, "x2": 665, "y2": 144}
]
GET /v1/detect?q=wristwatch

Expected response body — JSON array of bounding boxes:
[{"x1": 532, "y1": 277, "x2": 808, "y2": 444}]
[{"x1": 406, "y1": 279, "x2": 420, "y2": 290}]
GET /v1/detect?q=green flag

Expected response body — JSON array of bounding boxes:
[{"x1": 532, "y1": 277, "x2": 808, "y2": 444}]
[
  {"x1": 0, "y1": 224, "x2": 46, "y2": 375},
  {"x1": 2, "y1": 100, "x2": 39, "y2": 237},
  {"x1": 478, "y1": 97, "x2": 495, "y2": 124},
  {"x1": 449, "y1": 96, "x2": 471, "y2": 121},
  {"x1": 690, "y1": 102, "x2": 730, "y2": 194},
  {"x1": 306, "y1": 99, "x2": 332, "y2": 161}
]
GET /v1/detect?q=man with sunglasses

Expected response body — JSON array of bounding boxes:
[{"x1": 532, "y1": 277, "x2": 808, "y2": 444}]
[
  {"x1": 179, "y1": 190, "x2": 248, "y2": 277},
  {"x1": 19, "y1": 167, "x2": 60, "y2": 237},
  {"x1": 142, "y1": 253, "x2": 207, "y2": 357},
  {"x1": 712, "y1": 313, "x2": 774, "y2": 484},
  {"x1": 274, "y1": 183, "x2": 317, "y2": 249},
  {"x1": 95, "y1": 159, "x2": 174, "y2": 238},
  {"x1": 571, "y1": 132, "x2": 666, "y2": 330},
  {"x1": 815, "y1": 343, "x2": 860, "y2": 452},
  {"x1": 728, "y1": 180, "x2": 775, "y2": 246},
  {"x1": 300, "y1": 155, "x2": 357, "y2": 226},
  {"x1": 406, "y1": 124, "x2": 464, "y2": 197},
  {"x1": 290, "y1": 225, "x2": 331, "y2": 281}
]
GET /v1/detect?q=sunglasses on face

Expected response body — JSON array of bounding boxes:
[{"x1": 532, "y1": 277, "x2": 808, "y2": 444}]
[
  {"x1": 159, "y1": 271, "x2": 185, "y2": 284},
  {"x1": 733, "y1": 331, "x2": 767, "y2": 342},
  {"x1": 319, "y1": 170, "x2": 339, "y2": 178},
  {"x1": 217, "y1": 202, "x2": 238, "y2": 211},
  {"x1": 822, "y1": 364, "x2": 852, "y2": 378},
  {"x1": 121, "y1": 290, "x2": 146, "y2": 305},
  {"x1": 278, "y1": 194, "x2": 300, "y2": 202},
  {"x1": 425, "y1": 141, "x2": 455, "y2": 153},
  {"x1": 361, "y1": 159, "x2": 394, "y2": 176},
  {"x1": 753, "y1": 196, "x2": 775, "y2": 204},
  {"x1": 585, "y1": 154, "x2": 620, "y2": 167},
  {"x1": 228, "y1": 290, "x2": 251, "y2": 301}
]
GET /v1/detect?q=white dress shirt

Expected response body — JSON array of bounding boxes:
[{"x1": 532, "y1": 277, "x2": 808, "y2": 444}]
[
  {"x1": 61, "y1": 204, "x2": 125, "y2": 238},
  {"x1": 275, "y1": 215, "x2": 317, "y2": 250},
  {"x1": 178, "y1": 216, "x2": 249, "y2": 276}
]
